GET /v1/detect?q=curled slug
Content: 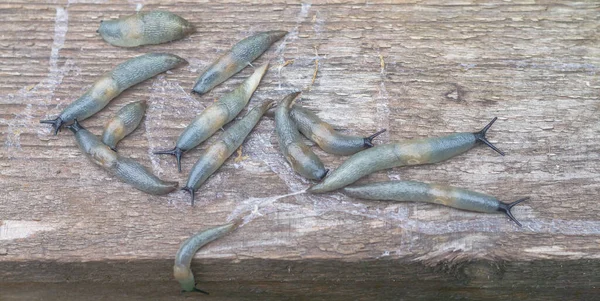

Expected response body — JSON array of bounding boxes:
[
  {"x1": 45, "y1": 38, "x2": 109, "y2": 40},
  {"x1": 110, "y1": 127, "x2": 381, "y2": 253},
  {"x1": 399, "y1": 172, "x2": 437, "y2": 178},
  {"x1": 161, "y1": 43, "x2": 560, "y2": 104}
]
[
  {"x1": 67, "y1": 120, "x2": 177, "y2": 195},
  {"x1": 290, "y1": 104, "x2": 386, "y2": 155},
  {"x1": 309, "y1": 118, "x2": 504, "y2": 193},
  {"x1": 101, "y1": 101, "x2": 147, "y2": 151},
  {"x1": 342, "y1": 181, "x2": 528, "y2": 226},
  {"x1": 191, "y1": 30, "x2": 287, "y2": 95},
  {"x1": 41, "y1": 53, "x2": 186, "y2": 135},
  {"x1": 174, "y1": 221, "x2": 240, "y2": 293},
  {"x1": 275, "y1": 92, "x2": 328, "y2": 180},
  {"x1": 155, "y1": 62, "x2": 269, "y2": 172},
  {"x1": 182, "y1": 100, "x2": 275, "y2": 205},
  {"x1": 98, "y1": 11, "x2": 194, "y2": 47}
]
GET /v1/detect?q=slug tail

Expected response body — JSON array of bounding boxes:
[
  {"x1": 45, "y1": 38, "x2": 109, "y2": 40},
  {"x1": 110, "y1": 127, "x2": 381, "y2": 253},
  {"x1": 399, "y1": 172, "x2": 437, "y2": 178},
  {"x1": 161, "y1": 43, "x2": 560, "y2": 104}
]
[
  {"x1": 182, "y1": 186, "x2": 195, "y2": 206},
  {"x1": 40, "y1": 117, "x2": 64, "y2": 135},
  {"x1": 154, "y1": 147, "x2": 184, "y2": 172},
  {"x1": 497, "y1": 197, "x2": 529, "y2": 227},
  {"x1": 473, "y1": 117, "x2": 505, "y2": 156},
  {"x1": 363, "y1": 129, "x2": 387, "y2": 148}
]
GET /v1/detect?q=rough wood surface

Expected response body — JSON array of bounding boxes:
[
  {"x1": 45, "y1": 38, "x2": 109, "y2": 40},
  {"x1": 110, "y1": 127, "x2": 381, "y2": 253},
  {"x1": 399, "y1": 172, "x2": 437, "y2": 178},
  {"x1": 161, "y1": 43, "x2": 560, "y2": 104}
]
[{"x1": 1, "y1": 0, "x2": 599, "y2": 299}]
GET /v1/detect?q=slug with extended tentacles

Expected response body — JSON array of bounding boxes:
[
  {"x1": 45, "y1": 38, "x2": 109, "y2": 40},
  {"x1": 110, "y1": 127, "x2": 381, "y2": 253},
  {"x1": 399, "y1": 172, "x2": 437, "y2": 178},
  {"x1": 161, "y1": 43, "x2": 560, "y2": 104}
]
[
  {"x1": 182, "y1": 99, "x2": 275, "y2": 205},
  {"x1": 155, "y1": 62, "x2": 269, "y2": 172},
  {"x1": 276, "y1": 92, "x2": 328, "y2": 180},
  {"x1": 342, "y1": 181, "x2": 528, "y2": 226},
  {"x1": 98, "y1": 11, "x2": 194, "y2": 47},
  {"x1": 102, "y1": 101, "x2": 147, "y2": 151},
  {"x1": 290, "y1": 104, "x2": 386, "y2": 155},
  {"x1": 309, "y1": 117, "x2": 504, "y2": 193},
  {"x1": 191, "y1": 31, "x2": 286, "y2": 95},
  {"x1": 174, "y1": 221, "x2": 240, "y2": 293},
  {"x1": 68, "y1": 120, "x2": 177, "y2": 195},
  {"x1": 41, "y1": 53, "x2": 186, "y2": 135}
]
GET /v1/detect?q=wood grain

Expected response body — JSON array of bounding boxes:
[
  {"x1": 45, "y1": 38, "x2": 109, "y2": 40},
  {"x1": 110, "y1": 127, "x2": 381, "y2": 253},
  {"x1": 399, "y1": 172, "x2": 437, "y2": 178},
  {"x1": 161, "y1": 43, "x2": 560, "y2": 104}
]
[{"x1": 1, "y1": 0, "x2": 599, "y2": 299}]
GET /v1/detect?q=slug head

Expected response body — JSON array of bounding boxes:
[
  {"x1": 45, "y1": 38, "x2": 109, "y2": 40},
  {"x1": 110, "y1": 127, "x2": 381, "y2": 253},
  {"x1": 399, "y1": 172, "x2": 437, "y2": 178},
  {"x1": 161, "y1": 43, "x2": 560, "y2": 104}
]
[
  {"x1": 154, "y1": 147, "x2": 184, "y2": 172},
  {"x1": 497, "y1": 197, "x2": 529, "y2": 227},
  {"x1": 363, "y1": 129, "x2": 387, "y2": 148},
  {"x1": 40, "y1": 117, "x2": 64, "y2": 135},
  {"x1": 182, "y1": 186, "x2": 196, "y2": 206},
  {"x1": 66, "y1": 119, "x2": 84, "y2": 134},
  {"x1": 473, "y1": 117, "x2": 505, "y2": 156}
]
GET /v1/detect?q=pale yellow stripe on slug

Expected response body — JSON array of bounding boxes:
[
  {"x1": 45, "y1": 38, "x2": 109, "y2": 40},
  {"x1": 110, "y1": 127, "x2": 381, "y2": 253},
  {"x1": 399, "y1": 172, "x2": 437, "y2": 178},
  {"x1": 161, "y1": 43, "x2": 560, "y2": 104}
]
[
  {"x1": 90, "y1": 76, "x2": 120, "y2": 100},
  {"x1": 396, "y1": 142, "x2": 432, "y2": 165},
  {"x1": 123, "y1": 16, "x2": 144, "y2": 41},
  {"x1": 429, "y1": 184, "x2": 454, "y2": 206},
  {"x1": 105, "y1": 118, "x2": 126, "y2": 141},
  {"x1": 89, "y1": 145, "x2": 118, "y2": 168}
]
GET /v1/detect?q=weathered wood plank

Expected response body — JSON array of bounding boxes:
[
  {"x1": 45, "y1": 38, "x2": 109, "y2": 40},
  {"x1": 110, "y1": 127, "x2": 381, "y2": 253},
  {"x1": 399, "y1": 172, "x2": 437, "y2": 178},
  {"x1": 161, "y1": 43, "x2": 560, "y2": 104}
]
[{"x1": 1, "y1": 0, "x2": 599, "y2": 299}]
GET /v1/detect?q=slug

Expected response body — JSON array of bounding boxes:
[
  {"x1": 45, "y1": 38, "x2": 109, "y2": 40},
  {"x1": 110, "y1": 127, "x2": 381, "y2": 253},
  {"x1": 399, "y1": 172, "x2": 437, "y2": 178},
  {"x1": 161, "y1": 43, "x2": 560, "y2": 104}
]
[
  {"x1": 174, "y1": 221, "x2": 240, "y2": 293},
  {"x1": 309, "y1": 117, "x2": 504, "y2": 193},
  {"x1": 275, "y1": 92, "x2": 328, "y2": 180},
  {"x1": 67, "y1": 120, "x2": 178, "y2": 195},
  {"x1": 41, "y1": 53, "x2": 186, "y2": 135},
  {"x1": 182, "y1": 100, "x2": 275, "y2": 205},
  {"x1": 342, "y1": 181, "x2": 528, "y2": 226},
  {"x1": 155, "y1": 62, "x2": 269, "y2": 172},
  {"x1": 101, "y1": 101, "x2": 147, "y2": 151},
  {"x1": 191, "y1": 30, "x2": 287, "y2": 95},
  {"x1": 290, "y1": 104, "x2": 386, "y2": 155},
  {"x1": 98, "y1": 10, "x2": 194, "y2": 47}
]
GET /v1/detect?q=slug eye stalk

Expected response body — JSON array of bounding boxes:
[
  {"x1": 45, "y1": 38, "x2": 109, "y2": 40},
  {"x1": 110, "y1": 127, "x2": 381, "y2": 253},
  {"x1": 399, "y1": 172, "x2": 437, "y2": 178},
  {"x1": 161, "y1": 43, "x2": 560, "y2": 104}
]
[
  {"x1": 473, "y1": 117, "x2": 505, "y2": 156},
  {"x1": 363, "y1": 129, "x2": 387, "y2": 148},
  {"x1": 40, "y1": 117, "x2": 64, "y2": 135},
  {"x1": 182, "y1": 186, "x2": 195, "y2": 206},
  {"x1": 497, "y1": 197, "x2": 529, "y2": 227},
  {"x1": 154, "y1": 147, "x2": 184, "y2": 172}
]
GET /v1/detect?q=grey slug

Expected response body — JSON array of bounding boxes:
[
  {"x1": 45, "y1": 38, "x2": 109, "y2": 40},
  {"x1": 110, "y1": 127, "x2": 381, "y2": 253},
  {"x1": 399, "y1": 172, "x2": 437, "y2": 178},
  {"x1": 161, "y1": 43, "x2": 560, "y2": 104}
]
[
  {"x1": 289, "y1": 104, "x2": 386, "y2": 155},
  {"x1": 155, "y1": 62, "x2": 269, "y2": 172},
  {"x1": 98, "y1": 11, "x2": 194, "y2": 47},
  {"x1": 309, "y1": 118, "x2": 504, "y2": 193},
  {"x1": 275, "y1": 92, "x2": 328, "y2": 180},
  {"x1": 41, "y1": 53, "x2": 186, "y2": 135},
  {"x1": 191, "y1": 31, "x2": 286, "y2": 95},
  {"x1": 101, "y1": 101, "x2": 147, "y2": 151},
  {"x1": 67, "y1": 120, "x2": 177, "y2": 195},
  {"x1": 174, "y1": 221, "x2": 240, "y2": 293},
  {"x1": 342, "y1": 181, "x2": 528, "y2": 226},
  {"x1": 182, "y1": 100, "x2": 275, "y2": 205}
]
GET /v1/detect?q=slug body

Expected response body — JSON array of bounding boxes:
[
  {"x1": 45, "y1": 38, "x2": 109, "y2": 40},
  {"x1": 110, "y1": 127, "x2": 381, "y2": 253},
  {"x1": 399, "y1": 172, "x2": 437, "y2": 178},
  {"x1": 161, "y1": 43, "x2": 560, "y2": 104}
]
[
  {"x1": 174, "y1": 221, "x2": 240, "y2": 293},
  {"x1": 342, "y1": 181, "x2": 528, "y2": 226},
  {"x1": 309, "y1": 118, "x2": 504, "y2": 193},
  {"x1": 41, "y1": 53, "x2": 186, "y2": 135},
  {"x1": 290, "y1": 105, "x2": 386, "y2": 155},
  {"x1": 68, "y1": 120, "x2": 177, "y2": 195},
  {"x1": 155, "y1": 62, "x2": 269, "y2": 172},
  {"x1": 98, "y1": 11, "x2": 194, "y2": 47},
  {"x1": 183, "y1": 100, "x2": 275, "y2": 205},
  {"x1": 275, "y1": 92, "x2": 328, "y2": 180},
  {"x1": 191, "y1": 31, "x2": 286, "y2": 95},
  {"x1": 102, "y1": 101, "x2": 147, "y2": 150}
]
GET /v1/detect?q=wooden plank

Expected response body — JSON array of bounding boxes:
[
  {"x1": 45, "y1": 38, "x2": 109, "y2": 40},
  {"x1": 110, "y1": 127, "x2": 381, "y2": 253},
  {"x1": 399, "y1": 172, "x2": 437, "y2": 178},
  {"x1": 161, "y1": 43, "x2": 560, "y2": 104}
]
[{"x1": 1, "y1": 0, "x2": 599, "y2": 299}]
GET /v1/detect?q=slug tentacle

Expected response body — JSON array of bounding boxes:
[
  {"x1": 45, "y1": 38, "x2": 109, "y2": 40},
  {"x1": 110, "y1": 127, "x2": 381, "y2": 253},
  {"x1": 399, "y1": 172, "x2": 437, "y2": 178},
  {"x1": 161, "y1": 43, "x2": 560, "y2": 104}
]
[
  {"x1": 473, "y1": 117, "x2": 504, "y2": 156},
  {"x1": 181, "y1": 186, "x2": 195, "y2": 206},
  {"x1": 40, "y1": 117, "x2": 64, "y2": 135},
  {"x1": 154, "y1": 147, "x2": 184, "y2": 172},
  {"x1": 497, "y1": 197, "x2": 529, "y2": 227},
  {"x1": 191, "y1": 287, "x2": 209, "y2": 295},
  {"x1": 363, "y1": 129, "x2": 387, "y2": 148}
]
